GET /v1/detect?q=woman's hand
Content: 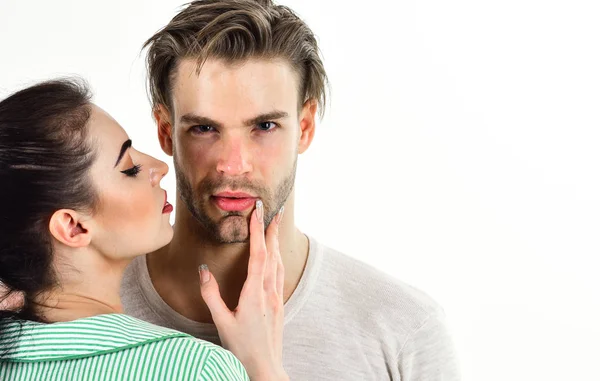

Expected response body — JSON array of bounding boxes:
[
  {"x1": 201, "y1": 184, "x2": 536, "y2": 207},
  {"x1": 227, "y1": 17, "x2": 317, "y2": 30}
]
[
  {"x1": 0, "y1": 285, "x2": 23, "y2": 311},
  {"x1": 199, "y1": 200, "x2": 288, "y2": 381}
]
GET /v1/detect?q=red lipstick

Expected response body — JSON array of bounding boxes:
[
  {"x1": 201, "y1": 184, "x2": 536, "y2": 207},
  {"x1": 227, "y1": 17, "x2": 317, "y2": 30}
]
[{"x1": 162, "y1": 191, "x2": 173, "y2": 214}]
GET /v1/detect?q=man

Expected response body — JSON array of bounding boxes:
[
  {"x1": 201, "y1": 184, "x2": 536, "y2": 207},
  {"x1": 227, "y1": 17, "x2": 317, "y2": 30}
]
[{"x1": 121, "y1": 0, "x2": 460, "y2": 379}]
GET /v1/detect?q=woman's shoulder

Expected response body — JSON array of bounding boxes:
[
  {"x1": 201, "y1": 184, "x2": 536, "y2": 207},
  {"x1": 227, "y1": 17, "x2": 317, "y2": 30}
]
[
  {"x1": 101, "y1": 314, "x2": 249, "y2": 381},
  {"x1": 89, "y1": 314, "x2": 249, "y2": 380},
  {"x1": 2, "y1": 314, "x2": 248, "y2": 381},
  {"x1": 153, "y1": 336, "x2": 249, "y2": 381}
]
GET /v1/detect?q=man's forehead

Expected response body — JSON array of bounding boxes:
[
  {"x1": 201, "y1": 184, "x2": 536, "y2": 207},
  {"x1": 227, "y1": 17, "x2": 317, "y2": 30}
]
[
  {"x1": 173, "y1": 57, "x2": 297, "y2": 84},
  {"x1": 170, "y1": 57, "x2": 300, "y2": 117}
]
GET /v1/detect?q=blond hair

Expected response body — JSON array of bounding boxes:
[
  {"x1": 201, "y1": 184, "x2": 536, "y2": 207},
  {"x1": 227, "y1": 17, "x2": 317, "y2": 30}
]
[{"x1": 144, "y1": 0, "x2": 328, "y2": 117}]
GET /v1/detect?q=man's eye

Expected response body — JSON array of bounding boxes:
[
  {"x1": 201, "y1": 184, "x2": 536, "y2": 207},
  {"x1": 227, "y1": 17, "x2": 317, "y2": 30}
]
[
  {"x1": 257, "y1": 121, "x2": 277, "y2": 131},
  {"x1": 191, "y1": 125, "x2": 214, "y2": 134}
]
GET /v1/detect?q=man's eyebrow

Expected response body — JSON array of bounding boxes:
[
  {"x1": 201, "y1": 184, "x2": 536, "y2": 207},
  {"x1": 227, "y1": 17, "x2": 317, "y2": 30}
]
[
  {"x1": 243, "y1": 111, "x2": 289, "y2": 126},
  {"x1": 114, "y1": 139, "x2": 132, "y2": 168},
  {"x1": 179, "y1": 111, "x2": 289, "y2": 129},
  {"x1": 180, "y1": 113, "x2": 223, "y2": 129}
]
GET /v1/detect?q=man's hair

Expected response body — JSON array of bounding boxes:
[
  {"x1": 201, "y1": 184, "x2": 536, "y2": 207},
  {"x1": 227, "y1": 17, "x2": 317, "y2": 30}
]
[{"x1": 144, "y1": 0, "x2": 328, "y2": 117}]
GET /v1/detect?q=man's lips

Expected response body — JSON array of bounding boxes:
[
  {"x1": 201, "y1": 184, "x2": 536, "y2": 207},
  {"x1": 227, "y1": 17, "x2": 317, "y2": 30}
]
[
  {"x1": 212, "y1": 191, "x2": 257, "y2": 212},
  {"x1": 214, "y1": 191, "x2": 255, "y2": 198}
]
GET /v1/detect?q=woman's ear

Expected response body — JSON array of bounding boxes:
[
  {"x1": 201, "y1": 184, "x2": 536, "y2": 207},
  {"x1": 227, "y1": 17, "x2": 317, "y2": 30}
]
[
  {"x1": 154, "y1": 104, "x2": 174, "y2": 156},
  {"x1": 48, "y1": 209, "x2": 92, "y2": 248}
]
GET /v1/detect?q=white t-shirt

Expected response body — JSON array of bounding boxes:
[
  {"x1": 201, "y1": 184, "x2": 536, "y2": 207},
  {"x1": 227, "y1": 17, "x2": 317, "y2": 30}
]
[{"x1": 120, "y1": 236, "x2": 460, "y2": 380}]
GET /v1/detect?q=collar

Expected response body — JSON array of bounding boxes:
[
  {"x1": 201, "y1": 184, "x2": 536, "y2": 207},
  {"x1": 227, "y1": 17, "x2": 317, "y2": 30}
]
[{"x1": 1, "y1": 313, "x2": 187, "y2": 362}]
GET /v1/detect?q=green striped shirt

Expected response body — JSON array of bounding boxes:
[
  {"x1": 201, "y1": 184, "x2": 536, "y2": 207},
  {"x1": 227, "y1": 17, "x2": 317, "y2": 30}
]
[{"x1": 0, "y1": 313, "x2": 249, "y2": 380}]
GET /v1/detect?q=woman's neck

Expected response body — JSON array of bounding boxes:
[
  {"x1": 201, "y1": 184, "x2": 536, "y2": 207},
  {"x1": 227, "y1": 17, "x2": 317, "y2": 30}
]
[
  {"x1": 35, "y1": 247, "x2": 131, "y2": 323},
  {"x1": 36, "y1": 290, "x2": 124, "y2": 323}
]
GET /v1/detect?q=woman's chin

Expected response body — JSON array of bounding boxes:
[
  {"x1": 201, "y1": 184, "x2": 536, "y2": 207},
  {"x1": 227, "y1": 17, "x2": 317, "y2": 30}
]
[{"x1": 152, "y1": 226, "x2": 174, "y2": 253}]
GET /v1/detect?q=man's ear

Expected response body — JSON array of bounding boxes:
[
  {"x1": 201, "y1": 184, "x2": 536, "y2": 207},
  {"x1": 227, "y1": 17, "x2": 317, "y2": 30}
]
[
  {"x1": 48, "y1": 209, "x2": 92, "y2": 248},
  {"x1": 298, "y1": 99, "x2": 318, "y2": 154},
  {"x1": 154, "y1": 104, "x2": 174, "y2": 156}
]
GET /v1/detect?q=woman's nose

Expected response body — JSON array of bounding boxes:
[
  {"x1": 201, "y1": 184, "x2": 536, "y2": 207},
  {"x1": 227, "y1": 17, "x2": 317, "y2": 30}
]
[{"x1": 149, "y1": 157, "x2": 169, "y2": 186}]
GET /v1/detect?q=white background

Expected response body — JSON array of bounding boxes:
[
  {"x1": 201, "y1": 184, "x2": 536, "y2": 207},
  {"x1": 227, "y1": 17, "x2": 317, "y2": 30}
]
[{"x1": 1, "y1": 0, "x2": 599, "y2": 379}]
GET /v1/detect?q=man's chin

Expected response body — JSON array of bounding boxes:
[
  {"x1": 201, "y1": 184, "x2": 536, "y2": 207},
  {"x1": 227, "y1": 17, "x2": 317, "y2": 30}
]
[{"x1": 215, "y1": 215, "x2": 250, "y2": 243}]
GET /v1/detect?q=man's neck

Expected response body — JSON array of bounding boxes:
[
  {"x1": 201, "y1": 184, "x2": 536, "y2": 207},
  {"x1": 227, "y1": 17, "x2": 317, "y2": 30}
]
[{"x1": 147, "y1": 202, "x2": 309, "y2": 324}]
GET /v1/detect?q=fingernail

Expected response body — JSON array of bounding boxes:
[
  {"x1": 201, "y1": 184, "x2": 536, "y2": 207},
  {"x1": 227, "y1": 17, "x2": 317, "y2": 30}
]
[
  {"x1": 256, "y1": 200, "x2": 264, "y2": 224},
  {"x1": 199, "y1": 264, "x2": 210, "y2": 284},
  {"x1": 276, "y1": 205, "x2": 285, "y2": 224}
]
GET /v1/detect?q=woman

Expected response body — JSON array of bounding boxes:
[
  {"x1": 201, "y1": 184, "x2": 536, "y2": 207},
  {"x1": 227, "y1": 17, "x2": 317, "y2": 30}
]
[{"x1": 0, "y1": 79, "x2": 288, "y2": 380}]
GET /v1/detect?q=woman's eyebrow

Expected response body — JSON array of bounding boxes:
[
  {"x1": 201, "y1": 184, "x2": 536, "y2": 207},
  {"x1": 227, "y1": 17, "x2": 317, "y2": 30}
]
[{"x1": 114, "y1": 139, "x2": 132, "y2": 167}]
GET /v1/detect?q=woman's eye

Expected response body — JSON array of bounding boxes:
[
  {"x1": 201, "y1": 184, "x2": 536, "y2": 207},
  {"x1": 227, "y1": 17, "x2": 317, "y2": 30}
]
[
  {"x1": 120, "y1": 164, "x2": 142, "y2": 177},
  {"x1": 257, "y1": 121, "x2": 277, "y2": 131},
  {"x1": 191, "y1": 125, "x2": 215, "y2": 134}
]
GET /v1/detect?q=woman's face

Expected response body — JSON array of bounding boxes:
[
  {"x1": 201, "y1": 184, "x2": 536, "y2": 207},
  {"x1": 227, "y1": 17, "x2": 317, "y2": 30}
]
[{"x1": 86, "y1": 105, "x2": 173, "y2": 260}]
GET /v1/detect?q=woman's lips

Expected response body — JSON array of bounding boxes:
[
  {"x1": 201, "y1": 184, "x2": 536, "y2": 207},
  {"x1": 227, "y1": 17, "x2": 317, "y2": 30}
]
[
  {"x1": 162, "y1": 190, "x2": 173, "y2": 214},
  {"x1": 162, "y1": 202, "x2": 173, "y2": 214},
  {"x1": 212, "y1": 192, "x2": 257, "y2": 212}
]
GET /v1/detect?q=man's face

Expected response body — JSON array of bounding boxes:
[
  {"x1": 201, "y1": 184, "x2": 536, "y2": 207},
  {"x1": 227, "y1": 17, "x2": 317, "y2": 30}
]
[{"x1": 164, "y1": 58, "x2": 313, "y2": 243}]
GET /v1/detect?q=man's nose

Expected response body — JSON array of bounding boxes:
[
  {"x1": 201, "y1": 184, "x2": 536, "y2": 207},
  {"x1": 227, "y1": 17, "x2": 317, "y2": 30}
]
[{"x1": 216, "y1": 137, "x2": 252, "y2": 176}]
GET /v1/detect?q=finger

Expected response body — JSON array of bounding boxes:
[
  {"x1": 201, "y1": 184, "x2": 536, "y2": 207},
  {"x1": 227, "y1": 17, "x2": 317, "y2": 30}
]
[
  {"x1": 276, "y1": 250, "x2": 285, "y2": 302},
  {"x1": 264, "y1": 206, "x2": 283, "y2": 293},
  {"x1": 0, "y1": 290, "x2": 24, "y2": 311},
  {"x1": 274, "y1": 207, "x2": 285, "y2": 299},
  {"x1": 198, "y1": 265, "x2": 233, "y2": 327},
  {"x1": 247, "y1": 200, "x2": 268, "y2": 283}
]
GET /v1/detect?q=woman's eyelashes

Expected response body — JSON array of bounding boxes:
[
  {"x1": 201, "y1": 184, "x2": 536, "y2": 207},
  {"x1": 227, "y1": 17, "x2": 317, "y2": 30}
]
[{"x1": 120, "y1": 164, "x2": 142, "y2": 177}]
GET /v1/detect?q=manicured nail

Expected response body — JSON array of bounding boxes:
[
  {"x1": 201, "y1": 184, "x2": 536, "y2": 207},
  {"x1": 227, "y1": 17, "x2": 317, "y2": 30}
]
[
  {"x1": 199, "y1": 264, "x2": 210, "y2": 284},
  {"x1": 256, "y1": 200, "x2": 264, "y2": 224},
  {"x1": 276, "y1": 206, "x2": 285, "y2": 224}
]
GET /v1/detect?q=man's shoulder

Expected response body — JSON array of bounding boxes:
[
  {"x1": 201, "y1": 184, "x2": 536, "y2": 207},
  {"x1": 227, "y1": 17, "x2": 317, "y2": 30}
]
[
  {"x1": 122, "y1": 254, "x2": 144, "y2": 286},
  {"x1": 312, "y1": 238, "x2": 445, "y2": 328},
  {"x1": 120, "y1": 255, "x2": 160, "y2": 323},
  {"x1": 120, "y1": 254, "x2": 144, "y2": 302}
]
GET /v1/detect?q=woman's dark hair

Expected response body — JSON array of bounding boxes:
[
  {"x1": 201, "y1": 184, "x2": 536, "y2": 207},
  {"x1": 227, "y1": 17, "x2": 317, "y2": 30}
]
[{"x1": 0, "y1": 79, "x2": 98, "y2": 352}]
